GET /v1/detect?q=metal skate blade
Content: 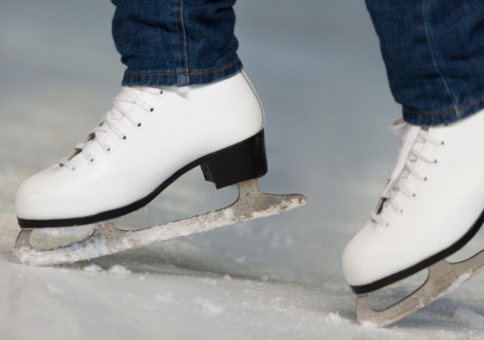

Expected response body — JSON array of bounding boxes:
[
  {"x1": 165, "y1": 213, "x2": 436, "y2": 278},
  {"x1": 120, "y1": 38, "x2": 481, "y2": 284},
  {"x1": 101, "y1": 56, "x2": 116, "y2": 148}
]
[
  {"x1": 14, "y1": 179, "x2": 307, "y2": 266},
  {"x1": 356, "y1": 249, "x2": 484, "y2": 328}
]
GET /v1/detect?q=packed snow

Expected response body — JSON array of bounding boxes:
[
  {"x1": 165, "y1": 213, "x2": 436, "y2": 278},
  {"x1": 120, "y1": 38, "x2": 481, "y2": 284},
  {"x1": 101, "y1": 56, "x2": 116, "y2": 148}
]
[
  {"x1": 84, "y1": 263, "x2": 103, "y2": 273},
  {"x1": 108, "y1": 265, "x2": 131, "y2": 275},
  {"x1": 326, "y1": 312, "x2": 350, "y2": 324}
]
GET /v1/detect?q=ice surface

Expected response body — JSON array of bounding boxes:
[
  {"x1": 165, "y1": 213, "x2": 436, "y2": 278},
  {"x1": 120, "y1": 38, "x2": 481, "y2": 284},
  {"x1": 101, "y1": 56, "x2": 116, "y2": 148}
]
[
  {"x1": 155, "y1": 292, "x2": 176, "y2": 304},
  {"x1": 3, "y1": 0, "x2": 484, "y2": 339},
  {"x1": 46, "y1": 283, "x2": 65, "y2": 295},
  {"x1": 453, "y1": 307, "x2": 484, "y2": 331}
]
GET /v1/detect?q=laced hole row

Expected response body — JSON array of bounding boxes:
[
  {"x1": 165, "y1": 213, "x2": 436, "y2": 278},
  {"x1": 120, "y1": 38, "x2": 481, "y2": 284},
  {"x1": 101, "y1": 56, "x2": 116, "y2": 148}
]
[
  {"x1": 74, "y1": 88, "x2": 164, "y2": 170},
  {"x1": 148, "y1": 90, "x2": 163, "y2": 113}
]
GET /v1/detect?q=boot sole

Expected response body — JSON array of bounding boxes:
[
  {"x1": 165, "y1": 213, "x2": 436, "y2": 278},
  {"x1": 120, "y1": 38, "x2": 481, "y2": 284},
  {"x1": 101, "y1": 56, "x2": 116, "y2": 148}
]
[{"x1": 350, "y1": 208, "x2": 484, "y2": 294}]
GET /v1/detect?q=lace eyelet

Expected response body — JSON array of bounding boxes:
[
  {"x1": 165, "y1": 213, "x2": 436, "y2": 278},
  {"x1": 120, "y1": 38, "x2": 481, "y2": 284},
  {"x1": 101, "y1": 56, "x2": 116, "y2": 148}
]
[
  {"x1": 159, "y1": 90, "x2": 164, "y2": 96},
  {"x1": 136, "y1": 122, "x2": 142, "y2": 129},
  {"x1": 440, "y1": 140, "x2": 446, "y2": 147},
  {"x1": 70, "y1": 166, "x2": 77, "y2": 172},
  {"x1": 89, "y1": 157, "x2": 96, "y2": 164},
  {"x1": 121, "y1": 135, "x2": 129, "y2": 142},
  {"x1": 104, "y1": 147, "x2": 112, "y2": 154},
  {"x1": 150, "y1": 108, "x2": 154, "y2": 113},
  {"x1": 411, "y1": 192, "x2": 417, "y2": 199},
  {"x1": 384, "y1": 222, "x2": 390, "y2": 228},
  {"x1": 423, "y1": 176, "x2": 428, "y2": 182},
  {"x1": 398, "y1": 208, "x2": 404, "y2": 216},
  {"x1": 433, "y1": 159, "x2": 438, "y2": 165}
]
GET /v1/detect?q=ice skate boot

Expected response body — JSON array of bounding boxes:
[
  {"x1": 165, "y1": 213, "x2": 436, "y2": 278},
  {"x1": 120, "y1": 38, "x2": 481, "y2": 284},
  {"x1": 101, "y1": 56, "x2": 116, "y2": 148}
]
[
  {"x1": 14, "y1": 71, "x2": 307, "y2": 266},
  {"x1": 343, "y1": 112, "x2": 484, "y2": 327}
]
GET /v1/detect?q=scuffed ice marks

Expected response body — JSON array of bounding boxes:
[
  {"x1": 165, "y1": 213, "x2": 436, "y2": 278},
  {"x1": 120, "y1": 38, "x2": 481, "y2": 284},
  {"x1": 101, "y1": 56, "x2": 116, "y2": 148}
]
[
  {"x1": 7, "y1": 247, "x2": 484, "y2": 340},
  {"x1": 46, "y1": 283, "x2": 65, "y2": 295},
  {"x1": 453, "y1": 307, "x2": 484, "y2": 331},
  {"x1": 194, "y1": 298, "x2": 224, "y2": 314},
  {"x1": 155, "y1": 292, "x2": 176, "y2": 304}
]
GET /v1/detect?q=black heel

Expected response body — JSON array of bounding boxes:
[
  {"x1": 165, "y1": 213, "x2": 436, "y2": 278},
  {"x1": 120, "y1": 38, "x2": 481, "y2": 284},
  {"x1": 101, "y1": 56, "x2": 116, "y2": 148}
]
[{"x1": 201, "y1": 130, "x2": 268, "y2": 189}]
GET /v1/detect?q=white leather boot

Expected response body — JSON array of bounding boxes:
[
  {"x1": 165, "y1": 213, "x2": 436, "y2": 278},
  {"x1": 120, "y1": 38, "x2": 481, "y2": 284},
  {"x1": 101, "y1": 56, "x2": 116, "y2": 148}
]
[
  {"x1": 16, "y1": 71, "x2": 266, "y2": 228},
  {"x1": 343, "y1": 110, "x2": 484, "y2": 326}
]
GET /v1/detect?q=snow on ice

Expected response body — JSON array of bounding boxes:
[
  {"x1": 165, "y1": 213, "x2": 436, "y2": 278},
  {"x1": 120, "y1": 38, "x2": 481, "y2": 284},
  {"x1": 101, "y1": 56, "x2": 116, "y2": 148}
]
[
  {"x1": 84, "y1": 264, "x2": 103, "y2": 273},
  {"x1": 108, "y1": 265, "x2": 131, "y2": 275},
  {"x1": 326, "y1": 312, "x2": 350, "y2": 324},
  {"x1": 194, "y1": 298, "x2": 224, "y2": 314}
]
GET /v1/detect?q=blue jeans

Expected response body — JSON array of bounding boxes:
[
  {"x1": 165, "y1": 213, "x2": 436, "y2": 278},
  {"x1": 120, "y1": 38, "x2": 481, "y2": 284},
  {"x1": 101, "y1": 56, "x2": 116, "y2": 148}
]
[
  {"x1": 111, "y1": 0, "x2": 242, "y2": 87},
  {"x1": 112, "y1": 0, "x2": 484, "y2": 126}
]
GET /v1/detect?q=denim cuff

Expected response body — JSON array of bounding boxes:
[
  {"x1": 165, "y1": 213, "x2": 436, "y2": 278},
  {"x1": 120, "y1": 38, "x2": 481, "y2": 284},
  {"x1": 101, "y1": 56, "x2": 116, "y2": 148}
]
[
  {"x1": 121, "y1": 58, "x2": 243, "y2": 87},
  {"x1": 403, "y1": 94, "x2": 484, "y2": 126}
]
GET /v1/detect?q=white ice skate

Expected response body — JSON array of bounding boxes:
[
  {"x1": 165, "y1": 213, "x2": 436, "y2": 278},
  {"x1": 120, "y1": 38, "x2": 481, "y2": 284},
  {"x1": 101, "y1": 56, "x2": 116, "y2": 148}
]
[
  {"x1": 14, "y1": 72, "x2": 307, "y2": 266},
  {"x1": 343, "y1": 113, "x2": 484, "y2": 327}
]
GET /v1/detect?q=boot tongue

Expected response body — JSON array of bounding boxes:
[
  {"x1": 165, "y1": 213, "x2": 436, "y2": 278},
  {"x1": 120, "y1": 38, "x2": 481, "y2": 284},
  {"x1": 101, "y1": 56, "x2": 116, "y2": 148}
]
[
  {"x1": 97, "y1": 87, "x2": 145, "y2": 130},
  {"x1": 67, "y1": 88, "x2": 143, "y2": 161},
  {"x1": 377, "y1": 125, "x2": 426, "y2": 214},
  {"x1": 64, "y1": 87, "x2": 146, "y2": 163},
  {"x1": 109, "y1": 108, "x2": 123, "y2": 120},
  {"x1": 109, "y1": 88, "x2": 142, "y2": 121},
  {"x1": 398, "y1": 128, "x2": 426, "y2": 181}
]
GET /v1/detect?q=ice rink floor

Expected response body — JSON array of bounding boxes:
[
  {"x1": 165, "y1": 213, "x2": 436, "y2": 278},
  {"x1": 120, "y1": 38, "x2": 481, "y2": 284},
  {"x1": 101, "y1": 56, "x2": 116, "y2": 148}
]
[{"x1": 2, "y1": 1, "x2": 484, "y2": 339}]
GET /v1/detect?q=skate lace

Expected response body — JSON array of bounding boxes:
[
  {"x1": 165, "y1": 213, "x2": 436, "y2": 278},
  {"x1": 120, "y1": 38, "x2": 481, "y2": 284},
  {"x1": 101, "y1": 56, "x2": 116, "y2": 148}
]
[
  {"x1": 370, "y1": 119, "x2": 445, "y2": 228},
  {"x1": 59, "y1": 87, "x2": 162, "y2": 171}
]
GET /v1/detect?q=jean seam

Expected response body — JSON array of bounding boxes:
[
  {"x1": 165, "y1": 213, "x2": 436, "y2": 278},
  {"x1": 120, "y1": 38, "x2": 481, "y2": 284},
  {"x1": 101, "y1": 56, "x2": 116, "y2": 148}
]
[
  {"x1": 124, "y1": 58, "x2": 240, "y2": 77},
  {"x1": 179, "y1": 0, "x2": 189, "y2": 84},
  {"x1": 403, "y1": 93, "x2": 484, "y2": 115},
  {"x1": 423, "y1": 0, "x2": 460, "y2": 119}
]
